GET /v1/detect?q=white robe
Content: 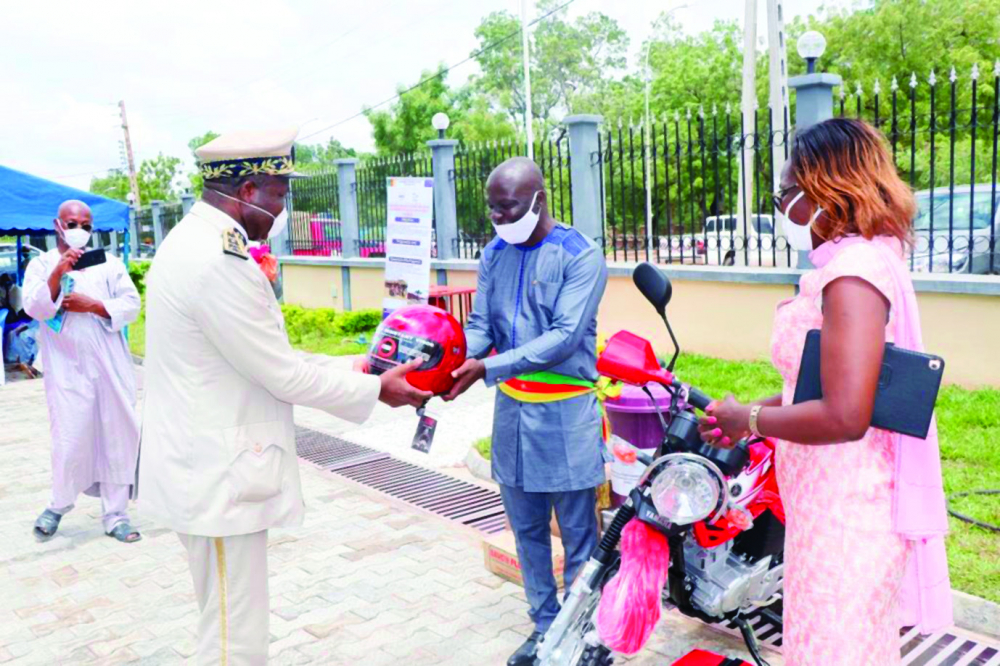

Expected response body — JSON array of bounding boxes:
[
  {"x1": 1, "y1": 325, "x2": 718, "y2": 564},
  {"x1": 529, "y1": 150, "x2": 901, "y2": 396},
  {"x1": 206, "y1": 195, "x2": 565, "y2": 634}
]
[{"x1": 22, "y1": 248, "x2": 141, "y2": 508}]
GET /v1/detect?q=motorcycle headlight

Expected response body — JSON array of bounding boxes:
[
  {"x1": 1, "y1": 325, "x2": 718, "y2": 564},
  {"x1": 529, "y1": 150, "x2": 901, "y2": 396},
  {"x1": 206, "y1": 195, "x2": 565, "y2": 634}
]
[{"x1": 649, "y1": 457, "x2": 725, "y2": 525}]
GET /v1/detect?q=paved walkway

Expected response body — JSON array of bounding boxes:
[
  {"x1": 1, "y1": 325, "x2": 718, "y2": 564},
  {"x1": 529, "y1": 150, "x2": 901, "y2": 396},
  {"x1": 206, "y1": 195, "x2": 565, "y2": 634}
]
[{"x1": 0, "y1": 361, "x2": 772, "y2": 665}]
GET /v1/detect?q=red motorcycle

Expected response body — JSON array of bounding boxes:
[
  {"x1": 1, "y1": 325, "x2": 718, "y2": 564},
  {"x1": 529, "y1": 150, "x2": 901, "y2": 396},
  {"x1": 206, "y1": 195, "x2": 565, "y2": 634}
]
[{"x1": 536, "y1": 263, "x2": 785, "y2": 666}]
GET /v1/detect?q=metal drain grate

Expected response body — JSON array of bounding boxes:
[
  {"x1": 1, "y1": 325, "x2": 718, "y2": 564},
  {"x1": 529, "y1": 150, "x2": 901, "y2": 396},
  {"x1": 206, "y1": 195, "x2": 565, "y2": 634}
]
[
  {"x1": 335, "y1": 457, "x2": 508, "y2": 534},
  {"x1": 295, "y1": 426, "x2": 389, "y2": 471},
  {"x1": 898, "y1": 626, "x2": 998, "y2": 665},
  {"x1": 295, "y1": 426, "x2": 507, "y2": 534},
  {"x1": 703, "y1": 599, "x2": 1000, "y2": 664}
]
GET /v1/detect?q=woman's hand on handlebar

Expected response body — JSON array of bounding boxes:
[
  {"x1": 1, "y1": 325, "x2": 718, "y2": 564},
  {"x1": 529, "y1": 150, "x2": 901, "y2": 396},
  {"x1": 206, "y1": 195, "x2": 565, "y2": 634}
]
[{"x1": 698, "y1": 395, "x2": 751, "y2": 449}]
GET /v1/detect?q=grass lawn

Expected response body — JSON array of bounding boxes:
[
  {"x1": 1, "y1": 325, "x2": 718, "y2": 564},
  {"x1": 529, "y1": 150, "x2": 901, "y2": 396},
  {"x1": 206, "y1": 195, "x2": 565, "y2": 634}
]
[
  {"x1": 673, "y1": 353, "x2": 1000, "y2": 603},
  {"x1": 291, "y1": 331, "x2": 370, "y2": 357},
  {"x1": 476, "y1": 352, "x2": 1000, "y2": 603},
  {"x1": 126, "y1": 294, "x2": 997, "y2": 602}
]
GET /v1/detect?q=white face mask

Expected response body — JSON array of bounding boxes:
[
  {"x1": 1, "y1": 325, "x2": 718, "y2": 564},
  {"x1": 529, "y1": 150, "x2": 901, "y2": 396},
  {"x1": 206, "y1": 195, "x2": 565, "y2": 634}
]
[
  {"x1": 777, "y1": 190, "x2": 823, "y2": 252},
  {"x1": 61, "y1": 226, "x2": 91, "y2": 250},
  {"x1": 493, "y1": 191, "x2": 541, "y2": 245},
  {"x1": 213, "y1": 190, "x2": 288, "y2": 240}
]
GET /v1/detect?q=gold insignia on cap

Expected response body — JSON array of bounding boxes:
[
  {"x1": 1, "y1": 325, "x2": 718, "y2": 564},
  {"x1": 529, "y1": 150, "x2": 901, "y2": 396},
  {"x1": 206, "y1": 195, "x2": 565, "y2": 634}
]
[
  {"x1": 196, "y1": 128, "x2": 302, "y2": 181},
  {"x1": 222, "y1": 228, "x2": 249, "y2": 260}
]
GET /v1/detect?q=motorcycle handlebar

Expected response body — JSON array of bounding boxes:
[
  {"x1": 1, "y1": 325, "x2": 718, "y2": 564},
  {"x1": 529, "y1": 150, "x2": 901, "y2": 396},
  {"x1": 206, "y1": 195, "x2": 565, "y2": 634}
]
[{"x1": 682, "y1": 384, "x2": 714, "y2": 412}]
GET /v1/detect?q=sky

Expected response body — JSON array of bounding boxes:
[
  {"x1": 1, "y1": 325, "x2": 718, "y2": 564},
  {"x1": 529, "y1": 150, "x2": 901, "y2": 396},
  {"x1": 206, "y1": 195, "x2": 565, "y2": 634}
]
[{"x1": 0, "y1": 0, "x2": 848, "y2": 192}]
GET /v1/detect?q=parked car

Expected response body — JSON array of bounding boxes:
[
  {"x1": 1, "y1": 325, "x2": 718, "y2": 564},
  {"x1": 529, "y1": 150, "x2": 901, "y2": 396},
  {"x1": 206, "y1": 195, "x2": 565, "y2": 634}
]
[
  {"x1": 0, "y1": 243, "x2": 42, "y2": 279},
  {"x1": 910, "y1": 185, "x2": 1000, "y2": 274},
  {"x1": 659, "y1": 214, "x2": 780, "y2": 266}
]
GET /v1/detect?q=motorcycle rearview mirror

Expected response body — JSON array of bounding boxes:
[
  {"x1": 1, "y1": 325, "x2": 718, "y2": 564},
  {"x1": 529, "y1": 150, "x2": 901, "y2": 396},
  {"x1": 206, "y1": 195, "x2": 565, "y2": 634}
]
[
  {"x1": 633, "y1": 262, "x2": 672, "y2": 316},
  {"x1": 632, "y1": 262, "x2": 681, "y2": 372}
]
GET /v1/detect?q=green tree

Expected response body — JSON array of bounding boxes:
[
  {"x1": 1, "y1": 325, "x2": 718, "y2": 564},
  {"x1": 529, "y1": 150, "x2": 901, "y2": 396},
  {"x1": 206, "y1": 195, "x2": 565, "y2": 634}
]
[
  {"x1": 89, "y1": 154, "x2": 183, "y2": 204},
  {"x1": 785, "y1": 0, "x2": 1000, "y2": 190},
  {"x1": 138, "y1": 153, "x2": 182, "y2": 202},
  {"x1": 187, "y1": 131, "x2": 220, "y2": 197},
  {"x1": 366, "y1": 66, "x2": 455, "y2": 155},
  {"x1": 294, "y1": 138, "x2": 358, "y2": 174},
  {"x1": 470, "y1": 0, "x2": 629, "y2": 128},
  {"x1": 89, "y1": 170, "x2": 131, "y2": 203},
  {"x1": 365, "y1": 66, "x2": 515, "y2": 155}
]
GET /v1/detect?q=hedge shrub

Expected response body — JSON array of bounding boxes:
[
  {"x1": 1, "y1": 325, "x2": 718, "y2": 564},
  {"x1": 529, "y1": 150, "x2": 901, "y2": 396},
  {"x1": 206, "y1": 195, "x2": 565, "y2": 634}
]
[{"x1": 128, "y1": 261, "x2": 152, "y2": 295}]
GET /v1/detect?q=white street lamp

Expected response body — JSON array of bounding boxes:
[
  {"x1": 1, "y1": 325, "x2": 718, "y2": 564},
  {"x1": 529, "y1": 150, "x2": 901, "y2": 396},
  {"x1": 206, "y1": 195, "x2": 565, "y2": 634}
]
[
  {"x1": 797, "y1": 31, "x2": 827, "y2": 74},
  {"x1": 644, "y1": 4, "x2": 688, "y2": 261},
  {"x1": 432, "y1": 112, "x2": 451, "y2": 139}
]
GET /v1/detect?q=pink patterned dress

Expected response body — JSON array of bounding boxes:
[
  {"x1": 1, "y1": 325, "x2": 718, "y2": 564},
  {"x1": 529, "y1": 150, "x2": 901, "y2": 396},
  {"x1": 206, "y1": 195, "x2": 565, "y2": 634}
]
[{"x1": 770, "y1": 242, "x2": 909, "y2": 665}]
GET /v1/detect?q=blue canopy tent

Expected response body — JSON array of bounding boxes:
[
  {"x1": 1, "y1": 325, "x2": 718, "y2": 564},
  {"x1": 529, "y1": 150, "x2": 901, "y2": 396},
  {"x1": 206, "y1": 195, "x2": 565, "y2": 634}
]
[
  {"x1": 0, "y1": 164, "x2": 132, "y2": 284},
  {"x1": 0, "y1": 165, "x2": 133, "y2": 368}
]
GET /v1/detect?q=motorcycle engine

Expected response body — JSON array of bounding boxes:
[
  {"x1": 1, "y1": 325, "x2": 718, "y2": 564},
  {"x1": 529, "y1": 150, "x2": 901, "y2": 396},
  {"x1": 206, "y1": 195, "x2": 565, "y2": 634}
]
[{"x1": 682, "y1": 537, "x2": 784, "y2": 618}]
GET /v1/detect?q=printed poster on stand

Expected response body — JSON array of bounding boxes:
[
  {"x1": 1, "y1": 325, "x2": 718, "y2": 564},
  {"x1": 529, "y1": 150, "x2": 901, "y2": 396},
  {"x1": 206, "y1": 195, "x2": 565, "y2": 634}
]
[{"x1": 382, "y1": 176, "x2": 434, "y2": 318}]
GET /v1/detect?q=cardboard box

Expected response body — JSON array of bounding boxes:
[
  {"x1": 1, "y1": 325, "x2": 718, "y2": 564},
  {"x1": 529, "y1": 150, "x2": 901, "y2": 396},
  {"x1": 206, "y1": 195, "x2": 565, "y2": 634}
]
[
  {"x1": 483, "y1": 530, "x2": 565, "y2": 589},
  {"x1": 550, "y1": 481, "x2": 611, "y2": 539}
]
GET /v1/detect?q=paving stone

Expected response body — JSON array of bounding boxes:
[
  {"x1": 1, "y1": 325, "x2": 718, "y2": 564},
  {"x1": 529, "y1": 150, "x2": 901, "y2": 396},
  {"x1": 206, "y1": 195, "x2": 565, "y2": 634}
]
[{"x1": 0, "y1": 365, "x2": 761, "y2": 666}]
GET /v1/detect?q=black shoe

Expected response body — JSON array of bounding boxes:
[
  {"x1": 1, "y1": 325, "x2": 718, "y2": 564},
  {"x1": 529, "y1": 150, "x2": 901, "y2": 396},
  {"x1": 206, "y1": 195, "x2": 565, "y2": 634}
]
[{"x1": 507, "y1": 631, "x2": 543, "y2": 666}]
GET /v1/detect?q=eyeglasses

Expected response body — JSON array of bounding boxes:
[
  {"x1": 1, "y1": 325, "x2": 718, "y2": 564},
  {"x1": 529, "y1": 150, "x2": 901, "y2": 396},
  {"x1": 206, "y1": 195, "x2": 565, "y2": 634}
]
[
  {"x1": 772, "y1": 186, "x2": 797, "y2": 211},
  {"x1": 64, "y1": 221, "x2": 93, "y2": 232}
]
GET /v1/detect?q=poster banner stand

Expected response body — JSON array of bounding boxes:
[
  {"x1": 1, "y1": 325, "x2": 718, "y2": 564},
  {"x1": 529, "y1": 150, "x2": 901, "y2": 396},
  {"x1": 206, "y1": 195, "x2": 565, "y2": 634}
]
[{"x1": 382, "y1": 177, "x2": 435, "y2": 319}]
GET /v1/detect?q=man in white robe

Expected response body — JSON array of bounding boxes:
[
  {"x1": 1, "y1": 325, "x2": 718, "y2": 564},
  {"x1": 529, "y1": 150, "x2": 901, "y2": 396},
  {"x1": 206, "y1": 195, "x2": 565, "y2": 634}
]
[{"x1": 22, "y1": 200, "x2": 142, "y2": 543}]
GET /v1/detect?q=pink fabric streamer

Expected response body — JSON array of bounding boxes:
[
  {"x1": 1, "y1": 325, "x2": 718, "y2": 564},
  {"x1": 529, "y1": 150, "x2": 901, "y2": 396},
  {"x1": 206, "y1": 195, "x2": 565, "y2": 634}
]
[{"x1": 595, "y1": 520, "x2": 671, "y2": 654}]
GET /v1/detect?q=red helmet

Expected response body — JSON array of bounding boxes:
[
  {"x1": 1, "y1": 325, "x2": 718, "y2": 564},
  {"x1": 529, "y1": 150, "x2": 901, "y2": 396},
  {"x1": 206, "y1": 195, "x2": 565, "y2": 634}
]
[{"x1": 367, "y1": 305, "x2": 467, "y2": 395}]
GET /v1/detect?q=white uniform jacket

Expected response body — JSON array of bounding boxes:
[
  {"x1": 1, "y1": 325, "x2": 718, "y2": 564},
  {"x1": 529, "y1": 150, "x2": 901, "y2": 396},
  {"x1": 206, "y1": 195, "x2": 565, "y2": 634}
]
[{"x1": 137, "y1": 202, "x2": 381, "y2": 537}]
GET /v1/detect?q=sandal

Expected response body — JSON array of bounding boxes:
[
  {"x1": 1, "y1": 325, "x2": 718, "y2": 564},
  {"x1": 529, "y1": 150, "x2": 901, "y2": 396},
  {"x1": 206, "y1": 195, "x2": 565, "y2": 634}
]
[
  {"x1": 33, "y1": 509, "x2": 62, "y2": 541},
  {"x1": 106, "y1": 522, "x2": 142, "y2": 544}
]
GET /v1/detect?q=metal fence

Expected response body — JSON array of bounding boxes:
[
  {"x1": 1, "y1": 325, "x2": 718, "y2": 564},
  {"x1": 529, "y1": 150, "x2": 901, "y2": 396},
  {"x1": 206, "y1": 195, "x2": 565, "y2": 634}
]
[
  {"x1": 599, "y1": 108, "x2": 791, "y2": 267},
  {"x1": 356, "y1": 154, "x2": 434, "y2": 258},
  {"x1": 453, "y1": 134, "x2": 573, "y2": 259},
  {"x1": 283, "y1": 66, "x2": 998, "y2": 276},
  {"x1": 161, "y1": 203, "x2": 184, "y2": 235},
  {"x1": 599, "y1": 64, "x2": 1000, "y2": 275},
  {"x1": 836, "y1": 66, "x2": 1000, "y2": 275},
  {"x1": 287, "y1": 171, "x2": 342, "y2": 256},
  {"x1": 134, "y1": 206, "x2": 156, "y2": 258}
]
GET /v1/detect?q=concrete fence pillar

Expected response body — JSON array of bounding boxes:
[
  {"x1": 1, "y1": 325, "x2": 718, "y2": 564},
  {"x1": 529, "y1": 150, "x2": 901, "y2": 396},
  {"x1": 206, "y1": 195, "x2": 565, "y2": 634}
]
[
  {"x1": 427, "y1": 139, "x2": 460, "y2": 260},
  {"x1": 564, "y1": 115, "x2": 605, "y2": 247},
  {"x1": 334, "y1": 158, "x2": 360, "y2": 259},
  {"x1": 128, "y1": 207, "x2": 137, "y2": 259},
  {"x1": 150, "y1": 200, "x2": 164, "y2": 251},
  {"x1": 181, "y1": 193, "x2": 195, "y2": 216},
  {"x1": 788, "y1": 72, "x2": 842, "y2": 131}
]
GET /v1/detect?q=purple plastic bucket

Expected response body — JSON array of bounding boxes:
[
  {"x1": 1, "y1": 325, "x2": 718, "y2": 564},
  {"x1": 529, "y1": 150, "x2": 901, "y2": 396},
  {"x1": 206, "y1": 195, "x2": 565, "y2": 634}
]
[
  {"x1": 605, "y1": 382, "x2": 672, "y2": 449},
  {"x1": 605, "y1": 383, "x2": 672, "y2": 507}
]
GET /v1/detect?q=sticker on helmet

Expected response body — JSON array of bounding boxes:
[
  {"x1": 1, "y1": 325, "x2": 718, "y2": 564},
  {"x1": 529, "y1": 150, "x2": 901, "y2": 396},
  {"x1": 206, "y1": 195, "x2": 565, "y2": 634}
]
[{"x1": 368, "y1": 328, "x2": 443, "y2": 375}]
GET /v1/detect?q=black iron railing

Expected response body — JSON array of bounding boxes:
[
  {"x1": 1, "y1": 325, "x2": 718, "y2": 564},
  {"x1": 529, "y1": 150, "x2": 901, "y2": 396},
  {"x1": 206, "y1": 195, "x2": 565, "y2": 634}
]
[
  {"x1": 453, "y1": 134, "x2": 572, "y2": 259},
  {"x1": 837, "y1": 67, "x2": 1000, "y2": 275},
  {"x1": 599, "y1": 107, "x2": 791, "y2": 268},
  {"x1": 288, "y1": 171, "x2": 342, "y2": 256}
]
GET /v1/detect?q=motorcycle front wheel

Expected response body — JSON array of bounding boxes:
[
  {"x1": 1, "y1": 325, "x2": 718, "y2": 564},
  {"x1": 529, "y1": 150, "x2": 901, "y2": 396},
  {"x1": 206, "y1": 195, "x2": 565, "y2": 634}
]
[{"x1": 580, "y1": 644, "x2": 613, "y2": 666}]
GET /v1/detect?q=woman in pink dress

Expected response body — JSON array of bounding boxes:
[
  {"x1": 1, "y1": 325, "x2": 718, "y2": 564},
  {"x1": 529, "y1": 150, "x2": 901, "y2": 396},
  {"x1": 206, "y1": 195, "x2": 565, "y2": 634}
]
[{"x1": 698, "y1": 119, "x2": 951, "y2": 665}]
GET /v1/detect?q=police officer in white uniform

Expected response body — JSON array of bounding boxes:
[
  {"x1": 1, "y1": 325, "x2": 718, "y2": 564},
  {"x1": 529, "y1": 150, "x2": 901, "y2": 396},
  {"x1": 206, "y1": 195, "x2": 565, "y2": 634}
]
[{"x1": 138, "y1": 128, "x2": 431, "y2": 665}]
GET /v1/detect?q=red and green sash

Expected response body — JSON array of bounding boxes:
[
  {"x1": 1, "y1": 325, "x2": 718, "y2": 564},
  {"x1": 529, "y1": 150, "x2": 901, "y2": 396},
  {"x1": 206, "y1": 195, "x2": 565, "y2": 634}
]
[{"x1": 498, "y1": 371, "x2": 622, "y2": 441}]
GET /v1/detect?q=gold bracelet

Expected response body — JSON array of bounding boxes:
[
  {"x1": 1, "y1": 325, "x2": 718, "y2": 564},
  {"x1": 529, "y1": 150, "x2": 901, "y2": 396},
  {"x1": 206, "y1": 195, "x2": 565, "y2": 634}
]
[{"x1": 748, "y1": 405, "x2": 763, "y2": 438}]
